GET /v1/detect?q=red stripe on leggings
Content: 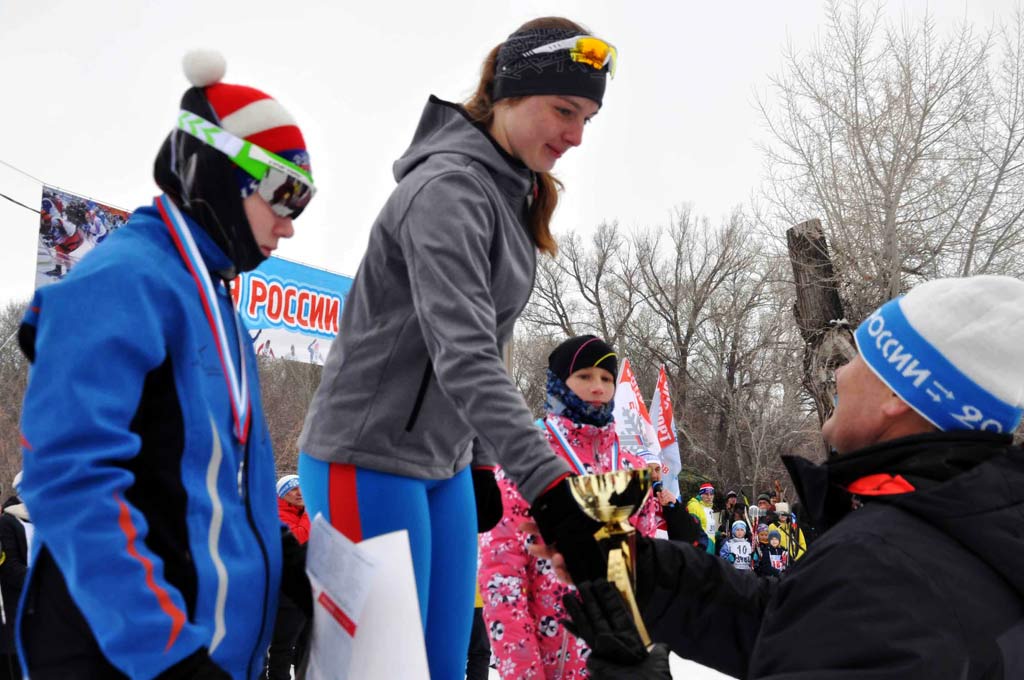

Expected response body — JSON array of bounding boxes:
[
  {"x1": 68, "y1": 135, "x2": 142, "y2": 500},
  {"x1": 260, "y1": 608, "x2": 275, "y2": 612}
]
[{"x1": 328, "y1": 463, "x2": 362, "y2": 542}]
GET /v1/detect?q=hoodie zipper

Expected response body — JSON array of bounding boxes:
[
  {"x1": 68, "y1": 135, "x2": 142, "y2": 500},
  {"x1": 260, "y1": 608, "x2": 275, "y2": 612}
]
[{"x1": 404, "y1": 359, "x2": 433, "y2": 432}]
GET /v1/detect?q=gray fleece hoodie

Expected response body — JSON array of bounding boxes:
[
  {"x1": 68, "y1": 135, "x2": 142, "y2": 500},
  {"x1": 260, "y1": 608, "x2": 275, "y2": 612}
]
[{"x1": 299, "y1": 96, "x2": 570, "y2": 503}]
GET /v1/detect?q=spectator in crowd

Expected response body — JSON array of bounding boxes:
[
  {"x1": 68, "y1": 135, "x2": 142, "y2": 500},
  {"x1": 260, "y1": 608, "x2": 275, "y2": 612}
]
[
  {"x1": 266, "y1": 474, "x2": 310, "y2": 680},
  {"x1": 754, "y1": 529, "x2": 789, "y2": 579},
  {"x1": 718, "y1": 521, "x2": 753, "y2": 572},
  {"x1": 549, "y1": 276, "x2": 1024, "y2": 679},
  {"x1": 0, "y1": 472, "x2": 29, "y2": 680},
  {"x1": 275, "y1": 474, "x2": 309, "y2": 543},
  {"x1": 754, "y1": 493, "x2": 778, "y2": 527},
  {"x1": 750, "y1": 523, "x2": 771, "y2": 577},
  {"x1": 770, "y1": 502, "x2": 807, "y2": 561},
  {"x1": 16, "y1": 51, "x2": 314, "y2": 678},
  {"x1": 478, "y1": 335, "x2": 659, "y2": 679},
  {"x1": 714, "y1": 491, "x2": 736, "y2": 548},
  {"x1": 685, "y1": 484, "x2": 717, "y2": 554}
]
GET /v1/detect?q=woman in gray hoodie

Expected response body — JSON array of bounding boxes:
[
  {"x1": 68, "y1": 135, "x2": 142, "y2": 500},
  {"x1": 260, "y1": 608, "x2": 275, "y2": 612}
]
[{"x1": 297, "y1": 16, "x2": 617, "y2": 679}]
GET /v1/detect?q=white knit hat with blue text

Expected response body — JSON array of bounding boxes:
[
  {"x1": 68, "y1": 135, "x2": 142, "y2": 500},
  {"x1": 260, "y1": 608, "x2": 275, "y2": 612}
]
[
  {"x1": 276, "y1": 474, "x2": 300, "y2": 498},
  {"x1": 855, "y1": 275, "x2": 1024, "y2": 434}
]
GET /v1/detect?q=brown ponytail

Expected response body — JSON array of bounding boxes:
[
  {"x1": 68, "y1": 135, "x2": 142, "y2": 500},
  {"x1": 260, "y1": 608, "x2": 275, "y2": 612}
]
[{"x1": 463, "y1": 17, "x2": 588, "y2": 257}]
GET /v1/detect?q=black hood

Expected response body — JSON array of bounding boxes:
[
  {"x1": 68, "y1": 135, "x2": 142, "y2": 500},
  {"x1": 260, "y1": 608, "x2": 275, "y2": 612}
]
[
  {"x1": 153, "y1": 87, "x2": 263, "y2": 278},
  {"x1": 785, "y1": 431, "x2": 1024, "y2": 596}
]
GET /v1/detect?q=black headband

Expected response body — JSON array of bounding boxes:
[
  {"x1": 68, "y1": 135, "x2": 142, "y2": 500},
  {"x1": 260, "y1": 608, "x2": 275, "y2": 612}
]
[{"x1": 493, "y1": 28, "x2": 609, "y2": 106}]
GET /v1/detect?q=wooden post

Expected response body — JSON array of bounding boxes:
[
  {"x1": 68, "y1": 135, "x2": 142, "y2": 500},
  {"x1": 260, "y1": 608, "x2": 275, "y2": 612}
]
[{"x1": 786, "y1": 219, "x2": 856, "y2": 428}]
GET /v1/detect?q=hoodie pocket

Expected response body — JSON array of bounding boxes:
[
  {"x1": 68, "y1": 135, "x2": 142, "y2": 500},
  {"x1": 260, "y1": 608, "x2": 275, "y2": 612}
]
[{"x1": 404, "y1": 359, "x2": 433, "y2": 432}]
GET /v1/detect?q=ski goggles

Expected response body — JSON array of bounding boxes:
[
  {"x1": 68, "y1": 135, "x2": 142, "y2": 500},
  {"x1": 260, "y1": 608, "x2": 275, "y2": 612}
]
[
  {"x1": 522, "y1": 36, "x2": 617, "y2": 78},
  {"x1": 176, "y1": 111, "x2": 316, "y2": 218}
]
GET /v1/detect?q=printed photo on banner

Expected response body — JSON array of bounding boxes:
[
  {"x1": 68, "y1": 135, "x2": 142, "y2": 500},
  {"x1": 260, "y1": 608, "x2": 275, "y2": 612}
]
[
  {"x1": 36, "y1": 186, "x2": 130, "y2": 287},
  {"x1": 34, "y1": 185, "x2": 352, "y2": 366}
]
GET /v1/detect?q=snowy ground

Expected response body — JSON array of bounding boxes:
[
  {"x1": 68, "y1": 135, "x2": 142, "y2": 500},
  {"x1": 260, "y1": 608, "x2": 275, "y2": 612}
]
[{"x1": 484, "y1": 654, "x2": 737, "y2": 679}]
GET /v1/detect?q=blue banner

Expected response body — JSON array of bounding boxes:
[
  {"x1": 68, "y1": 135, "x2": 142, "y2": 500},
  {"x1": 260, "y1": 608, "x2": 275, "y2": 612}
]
[{"x1": 231, "y1": 257, "x2": 352, "y2": 364}]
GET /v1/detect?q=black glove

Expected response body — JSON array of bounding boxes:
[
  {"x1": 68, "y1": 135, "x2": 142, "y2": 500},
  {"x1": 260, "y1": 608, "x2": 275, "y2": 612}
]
[
  {"x1": 530, "y1": 476, "x2": 606, "y2": 583},
  {"x1": 281, "y1": 527, "x2": 313, "y2": 619},
  {"x1": 588, "y1": 643, "x2": 673, "y2": 680},
  {"x1": 562, "y1": 580, "x2": 672, "y2": 680},
  {"x1": 156, "y1": 648, "x2": 231, "y2": 679},
  {"x1": 472, "y1": 467, "x2": 503, "y2": 532}
]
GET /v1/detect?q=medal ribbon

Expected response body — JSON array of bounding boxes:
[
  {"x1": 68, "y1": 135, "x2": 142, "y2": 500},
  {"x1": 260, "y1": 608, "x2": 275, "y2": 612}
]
[{"x1": 155, "y1": 195, "x2": 251, "y2": 443}]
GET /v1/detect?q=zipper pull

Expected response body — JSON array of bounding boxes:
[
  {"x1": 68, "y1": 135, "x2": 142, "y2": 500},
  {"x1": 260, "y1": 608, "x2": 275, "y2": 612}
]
[{"x1": 237, "y1": 460, "x2": 246, "y2": 499}]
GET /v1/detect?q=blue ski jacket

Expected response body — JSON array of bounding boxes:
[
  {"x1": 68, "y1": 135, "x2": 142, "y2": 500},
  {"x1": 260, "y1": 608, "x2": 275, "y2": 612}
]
[{"x1": 17, "y1": 201, "x2": 282, "y2": 679}]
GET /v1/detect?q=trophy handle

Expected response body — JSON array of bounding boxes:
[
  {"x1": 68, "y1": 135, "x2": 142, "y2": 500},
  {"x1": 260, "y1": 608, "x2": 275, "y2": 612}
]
[{"x1": 607, "y1": 547, "x2": 652, "y2": 647}]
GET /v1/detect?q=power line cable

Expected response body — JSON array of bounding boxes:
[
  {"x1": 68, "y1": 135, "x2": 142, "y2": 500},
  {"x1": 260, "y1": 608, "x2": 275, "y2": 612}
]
[
  {"x1": 0, "y1": 191, "x2": 40, "y2": 215},
  {"x1": 0, "y1": 157, "x2": 130, "y2": 212}
]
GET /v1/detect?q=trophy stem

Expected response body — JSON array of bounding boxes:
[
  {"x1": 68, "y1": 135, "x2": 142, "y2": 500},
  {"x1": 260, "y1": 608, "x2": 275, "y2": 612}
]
[{"x1": 606, "y1": 548, "x2": 652, "y2": 647}]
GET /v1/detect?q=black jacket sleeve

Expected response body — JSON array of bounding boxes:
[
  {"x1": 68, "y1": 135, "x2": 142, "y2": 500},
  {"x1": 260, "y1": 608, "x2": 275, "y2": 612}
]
[
  {"x1": 661, "y1": 503, "x2": 702, "y2": 544},
  {"x1": 638, "y1": 531, "x2": 969, "y2": 679},
  {"x1": 636, "y1": 536, "x2": 776, "y2": 679}
]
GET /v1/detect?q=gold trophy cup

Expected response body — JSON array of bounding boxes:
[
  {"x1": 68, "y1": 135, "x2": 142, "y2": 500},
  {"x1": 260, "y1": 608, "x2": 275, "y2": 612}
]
[{"x1": 568, "y1": 468, "x2": 652, "y2": 646}]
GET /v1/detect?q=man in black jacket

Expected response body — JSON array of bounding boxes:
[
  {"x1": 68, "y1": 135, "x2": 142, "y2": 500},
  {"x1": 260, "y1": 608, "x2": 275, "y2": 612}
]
[{"x1": 557, "y1": 275, "x2": 1024, "y2": 679}]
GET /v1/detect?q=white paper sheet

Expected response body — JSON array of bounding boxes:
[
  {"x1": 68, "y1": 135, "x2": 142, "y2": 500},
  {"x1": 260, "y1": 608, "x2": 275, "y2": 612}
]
[
  {"x1": 304, "y1": 515, "x2": 429, "y2": 680},
  {"x1": 304, "y1": 514, "x2": 376, "y2": 680}
]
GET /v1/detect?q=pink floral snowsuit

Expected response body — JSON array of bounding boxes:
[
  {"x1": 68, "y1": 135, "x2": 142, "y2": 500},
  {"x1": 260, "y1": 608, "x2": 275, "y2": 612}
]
[{"x1": 478, "y1": 414, "x2": 660, "y2": 679}]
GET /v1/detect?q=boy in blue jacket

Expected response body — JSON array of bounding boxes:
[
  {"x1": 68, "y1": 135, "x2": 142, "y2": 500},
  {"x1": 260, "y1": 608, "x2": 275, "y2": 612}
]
[{"x1": 17, "y1": 51, "x2": 315, "y2": 680}]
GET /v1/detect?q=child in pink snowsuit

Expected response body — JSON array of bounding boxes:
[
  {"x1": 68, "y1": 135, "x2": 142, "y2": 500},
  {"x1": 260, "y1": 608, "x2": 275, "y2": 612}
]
[{"x1": 478, "y1": 335, "x2": 659, "y2": 679}]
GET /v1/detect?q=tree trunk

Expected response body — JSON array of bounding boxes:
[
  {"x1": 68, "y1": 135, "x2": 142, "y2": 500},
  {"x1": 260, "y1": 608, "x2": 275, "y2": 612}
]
[{"x1": 787, "y1": 219, "x2": 857, "y2": 430}]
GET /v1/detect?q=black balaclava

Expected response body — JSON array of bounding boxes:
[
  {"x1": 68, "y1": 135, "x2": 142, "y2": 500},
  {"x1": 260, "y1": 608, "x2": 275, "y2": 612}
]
[{"x1": 153, "y1": 86, "x2": 261, "y2": 279}]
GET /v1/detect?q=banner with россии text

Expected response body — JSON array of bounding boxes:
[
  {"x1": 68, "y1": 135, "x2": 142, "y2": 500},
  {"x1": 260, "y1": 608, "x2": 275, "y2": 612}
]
[{"x1": 36, "y1": 186, "x2": 352, "y2": 364}]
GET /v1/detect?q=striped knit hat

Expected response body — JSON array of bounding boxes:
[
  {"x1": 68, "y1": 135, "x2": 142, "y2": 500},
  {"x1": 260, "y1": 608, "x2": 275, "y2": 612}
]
[
  {"x1": 276, "y1": 474, "x2": 301, "y2": 498},
  {"x1": 182, "y1": 50, "x2": 311, "y2": 196},
  {"x1": 698, "y1": 482, "x2": 715, "y2": 496},
  {"x1": 154, "y1": 50, "x2": 311, "y2": 274}
]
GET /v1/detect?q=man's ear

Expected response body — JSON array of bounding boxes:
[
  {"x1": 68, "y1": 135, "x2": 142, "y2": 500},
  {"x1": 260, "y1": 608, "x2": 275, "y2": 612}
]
[
  {"x1": 882, "y1": 392, "x2": 937, "y2": 432},
  {"x1": 881, "y1": 392, "x2": 914, "y2": 418}
]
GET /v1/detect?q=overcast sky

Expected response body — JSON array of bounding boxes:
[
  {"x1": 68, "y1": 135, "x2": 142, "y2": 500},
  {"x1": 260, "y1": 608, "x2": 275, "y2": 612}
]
[{"x1": 0, "y1": 0, "x2": 1009, "y2": 306}]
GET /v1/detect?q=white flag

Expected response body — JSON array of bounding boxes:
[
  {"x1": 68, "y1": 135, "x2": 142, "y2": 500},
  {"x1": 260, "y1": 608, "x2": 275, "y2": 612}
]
[
  {"x1": 650, "y1": 365, "x2": 683, "y2": 498},
  {"x1": 613, "y1": 358, "x2": 660, "y2": 466}
]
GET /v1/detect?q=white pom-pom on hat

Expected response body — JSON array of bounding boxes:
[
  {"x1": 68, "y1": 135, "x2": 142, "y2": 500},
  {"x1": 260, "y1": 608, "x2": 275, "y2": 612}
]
[
  {"x1": 182, "y1": 49, "x2": 226, "y2": 88},
  {"x1": 176, "y1": 50, "x2": 309, "y2": 163}
]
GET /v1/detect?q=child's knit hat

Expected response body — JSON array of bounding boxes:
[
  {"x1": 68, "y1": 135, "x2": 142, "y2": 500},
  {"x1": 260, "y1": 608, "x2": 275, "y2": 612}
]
[{"x1": 548, "y1": 335, "x2": 617, "y2": 382}]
